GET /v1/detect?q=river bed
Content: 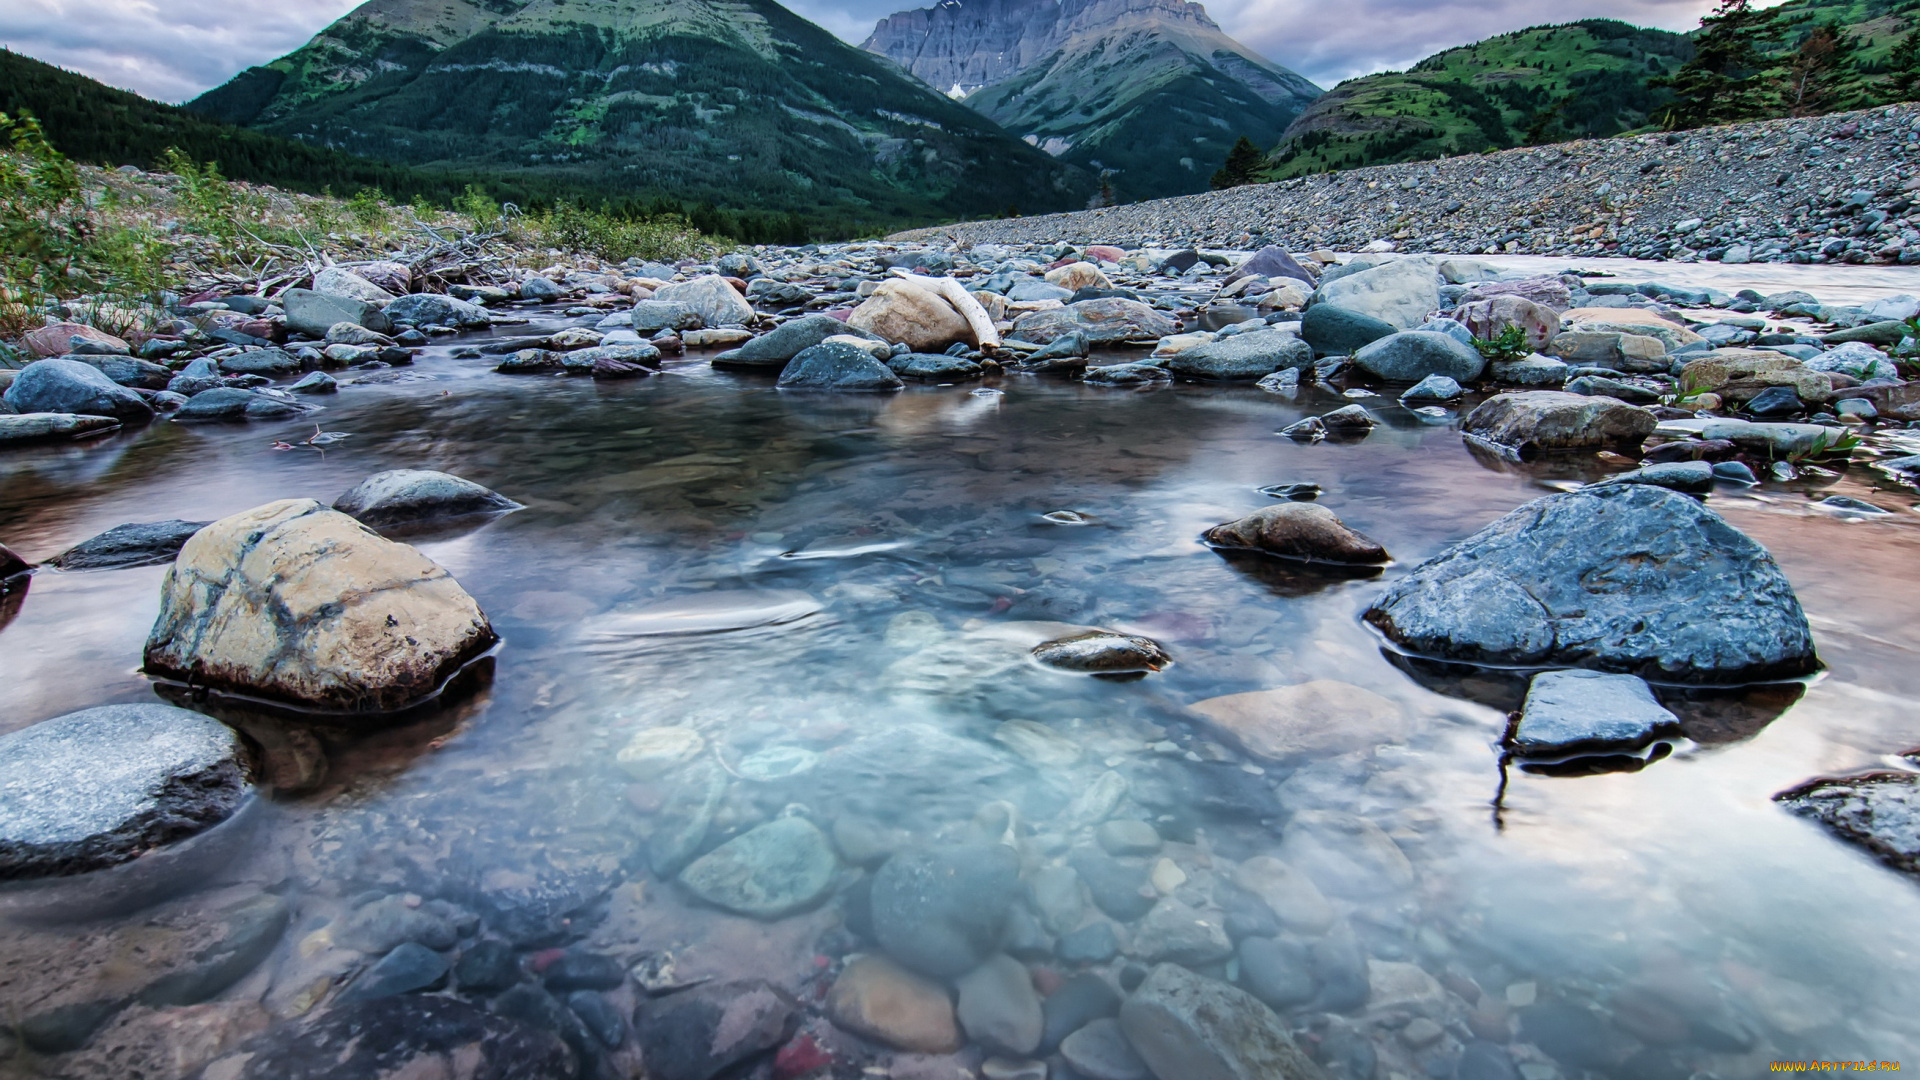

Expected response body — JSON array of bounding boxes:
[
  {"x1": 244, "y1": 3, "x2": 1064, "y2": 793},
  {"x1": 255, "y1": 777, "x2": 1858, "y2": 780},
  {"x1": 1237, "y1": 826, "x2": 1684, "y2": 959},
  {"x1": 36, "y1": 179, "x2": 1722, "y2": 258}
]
[{"x1": 3, "y1": 286, "x2": 1920, "y2": 1078}]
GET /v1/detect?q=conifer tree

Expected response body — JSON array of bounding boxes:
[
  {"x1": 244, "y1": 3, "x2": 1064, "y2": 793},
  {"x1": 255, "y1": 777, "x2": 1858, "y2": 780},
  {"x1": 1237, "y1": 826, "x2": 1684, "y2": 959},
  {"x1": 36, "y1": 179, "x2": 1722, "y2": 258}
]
[
  {"x1": 1889, "y1": 23, "x2": 1920, "y2": 103},
  {"x1": 1654, "y1": 0, "x2": 1785, "y2": 128},
  {"x1": 1210, "y1": 136, "x2": 1265, "y2": 190},
  {"x1": 1782, "y1": 23, "x2": 1854, "y2": 116}
]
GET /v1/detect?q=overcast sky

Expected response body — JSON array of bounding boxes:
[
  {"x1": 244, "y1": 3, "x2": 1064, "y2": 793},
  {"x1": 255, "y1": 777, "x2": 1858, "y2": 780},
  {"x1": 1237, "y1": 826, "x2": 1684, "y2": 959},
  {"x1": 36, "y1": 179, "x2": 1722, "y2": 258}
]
[{"x1": 2, "y1": 0, "x2": 1741, "y2": 104}]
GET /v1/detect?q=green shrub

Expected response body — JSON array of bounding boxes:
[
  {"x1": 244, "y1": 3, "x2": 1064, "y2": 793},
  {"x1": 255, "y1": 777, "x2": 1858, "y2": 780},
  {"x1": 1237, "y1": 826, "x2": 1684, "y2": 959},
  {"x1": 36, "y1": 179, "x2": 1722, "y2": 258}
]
[
  {"x1": 533, "y1": 202, "x2": 719, "y2": 264},
  {"x1": 1471, "y1": 324, "x2": 1532, "y2": 363}
]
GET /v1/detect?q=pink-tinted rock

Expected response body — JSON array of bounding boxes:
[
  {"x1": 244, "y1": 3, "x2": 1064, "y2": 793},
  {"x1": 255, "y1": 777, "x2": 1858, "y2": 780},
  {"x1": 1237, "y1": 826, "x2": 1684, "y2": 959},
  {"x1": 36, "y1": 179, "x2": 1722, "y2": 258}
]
[
  {"x1": 24, "y1": 323, "x2": 129, "y2": 358},
  {"x1": 1459, "y1": 275, "x2": 1574, "y2": 312},
  {"x1": 1452, "y1": 294, "x2": 1561, "y2": 350}
]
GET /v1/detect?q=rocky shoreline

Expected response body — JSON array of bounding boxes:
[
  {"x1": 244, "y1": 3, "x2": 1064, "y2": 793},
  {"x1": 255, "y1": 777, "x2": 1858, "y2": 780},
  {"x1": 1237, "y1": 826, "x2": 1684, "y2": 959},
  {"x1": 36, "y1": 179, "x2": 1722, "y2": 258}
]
[{"x1": 896, "y1": 104, "x2": 1920, "y2": 266}]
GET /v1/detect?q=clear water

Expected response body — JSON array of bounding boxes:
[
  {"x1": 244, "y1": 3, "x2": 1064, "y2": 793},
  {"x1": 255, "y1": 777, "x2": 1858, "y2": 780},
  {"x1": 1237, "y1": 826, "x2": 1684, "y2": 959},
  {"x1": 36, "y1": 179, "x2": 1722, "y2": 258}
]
[{"x1": 4, "y1": 300, "x2": 1920, "y2": 1075}]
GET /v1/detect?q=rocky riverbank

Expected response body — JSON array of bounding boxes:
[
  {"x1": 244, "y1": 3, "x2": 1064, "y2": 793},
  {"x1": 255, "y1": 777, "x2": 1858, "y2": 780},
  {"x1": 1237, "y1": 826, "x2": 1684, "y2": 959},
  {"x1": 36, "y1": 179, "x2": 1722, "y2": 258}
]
[{"x1": 896, "y1": 104, "x2": 1920, "y2": 266}]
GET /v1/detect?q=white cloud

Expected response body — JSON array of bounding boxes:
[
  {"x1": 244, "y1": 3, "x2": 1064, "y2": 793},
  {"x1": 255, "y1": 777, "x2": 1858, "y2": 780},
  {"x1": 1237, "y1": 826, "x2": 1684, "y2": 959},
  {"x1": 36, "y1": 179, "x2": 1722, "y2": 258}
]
[{"x1": 0, "y1": 0, "x2": 358, "y2": 102}]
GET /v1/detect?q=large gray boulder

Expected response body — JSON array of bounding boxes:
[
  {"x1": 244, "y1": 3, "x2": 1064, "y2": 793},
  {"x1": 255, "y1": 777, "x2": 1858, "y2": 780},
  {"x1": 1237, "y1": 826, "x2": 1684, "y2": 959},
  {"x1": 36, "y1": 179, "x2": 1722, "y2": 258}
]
[
  {"x1": 1462, "y1": 391, "x2": 1656, "y2": 457},
  {"x1": 172, "y1": 388, "x2": 318, "y2": 422},
  {"x1": 334, "y1": 470, "x2": 520, "y2": 529},
  {"x1": 217, "y1": 348, "x2": 302, "y2": 376},
  {"x1": 72, "y1": 353, "x2": 171, "y2": 389},
  {"x1": 1309, "y1": 258, "x2": 1439, "y2": 329},
  {"x1": 283, "y1": 289, "x2": 393, "y2": 337},
  {"x1": 311, "y1": 267, "x2": 394, "y2": 303},
  {"x1": 1300, "y1": 304, "x2": 1396, "y2": 355},
  {"x1": 0, "y1": 704, "x2": 251, "y2": 879},
  {"x1": 654, "y1": 274, "x2": 755, "y2": 328},
  {"x1": 1011, "y1": 298, "x2": 1178, "y2": 346},
  {"x1": 1352, "y1": 331, "x2": 1485, "y2": 383},
  {"x1": 383, "y1": 293, "x2": 490, "y2": 329},
  {"x1": 1117, "y1": 964, "x2": 1326, "y2": 1080},
  {"x1": 631, "y1": 300, "x2": 705, "y2": 333},
  {"x1": 1168, "y1": 330, "x2": 1312, "y2": 381},
  {"x1": 776, "y1": 342, "x2": 903, "y2": 391},
  {"x1": 714, "y1": 314, "x2": 876, "y2": 370},
  {"x1": 3, "y1": 359, "x2": 154, "y2": 422},
  {"x1": 1364, "y1": 484, "x2": 1818, "y2": 683}
]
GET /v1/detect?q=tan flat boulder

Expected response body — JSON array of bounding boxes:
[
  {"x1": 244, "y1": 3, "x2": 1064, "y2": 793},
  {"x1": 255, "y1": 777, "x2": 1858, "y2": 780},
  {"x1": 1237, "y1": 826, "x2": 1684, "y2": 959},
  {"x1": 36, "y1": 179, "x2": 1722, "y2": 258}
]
[
  {"x1": 1192, "y1": 680, "x2": 1408, "y2": 760},
  {"x1": 143, "y1": 499, "x2": 494, "y2": 712},
  {"x1": 1462, "y1": 390, "x2": 1657, "y2": 457},
  {"x1": 848, "y1": 279, "x2": 972, "y2": 352},
  {"x1": 1680, "y1": 348, "x2": 1834, "y2": 405},
  {"x1": 1561, "y1": 308, "x2": 1705, "y2": 352}
]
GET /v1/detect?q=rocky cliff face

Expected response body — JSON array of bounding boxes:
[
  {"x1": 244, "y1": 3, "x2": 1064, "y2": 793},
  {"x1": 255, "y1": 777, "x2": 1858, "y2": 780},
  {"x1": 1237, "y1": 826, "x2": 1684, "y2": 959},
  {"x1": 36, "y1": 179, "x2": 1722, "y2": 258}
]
[
  {"x1": 188, "y1": 0, "x2": 1092, "y2": 222},
  {"x1": 865, "y1": 0, "x2": 1320, "y2": 200}
]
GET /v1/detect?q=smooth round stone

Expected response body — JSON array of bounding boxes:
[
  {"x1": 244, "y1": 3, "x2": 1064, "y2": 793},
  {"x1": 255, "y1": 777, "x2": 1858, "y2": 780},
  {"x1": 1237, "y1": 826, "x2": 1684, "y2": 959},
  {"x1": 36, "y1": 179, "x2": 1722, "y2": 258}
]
[
  {"x1": 734, "y1": 745, "x2": 820, "y2": 781},
  {"x1": 1061, "y1": 1017, "x2": 1150, "y2": 1080},
  {"x1": 955, "y1": 954, "x2": 1043, "y2": 1056},
  {"x1": 1095, "y1": 820, "x2": 1162, "y2": 857},
  {"x1": 872, "y1": 843, "x2": 1021, "y2": 977},
  {"x1": 1031, "y1": 631, "x2": 1171, "y2": 674},
  {"x1": 1041, "y1": 972, "x2": 1123, "y2": 1052},
  {"x1": 333, "y1": 469, "x2": 520, "y2": 528},
  {"x1": 617, "y1": 727, "x2": 706, "y2": 780},
  {"x1": 0, "y1": 704, "x2": 251, "y2": 879},
  {"x1": 1237, "y1": 936, "x2": 1317, "y2": 1010},
  {"x1": 677, "y1": 817, "x2": 837, "y2": 919}
]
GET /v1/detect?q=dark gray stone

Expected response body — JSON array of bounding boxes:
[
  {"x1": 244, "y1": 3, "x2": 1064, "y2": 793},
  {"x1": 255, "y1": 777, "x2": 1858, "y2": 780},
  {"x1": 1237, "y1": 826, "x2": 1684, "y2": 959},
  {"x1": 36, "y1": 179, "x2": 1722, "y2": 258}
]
[
  {"x1": 519, "y1": 275, "x2": 564, "y2": 302},
  {"x1": 283, "y1": 289, "x2": 393, "y2": 337},
  {"x1": 678, "y1": 816, "x2": 837, "y2": 919},
  {"x1": 1745, "y1": 385, "x2": 1804, "y2": 416},
  {"x1": 1169, "y1": 330, "x2": 1312, "y2": 381},
  {"x1": 889, "y1": 352, "x2": 984, "y2": 379},
  {"x1": 558, "y1": 343, "x2": 662, "y2": 375},
  {"x1": 956, "y1": 953, "x2": 1043, "y2": 1056},
  {"x1": 0, "y1": 704, "x2": 250, "y2": 879},
  {"x1": 455, "y1": 939, "x2": 523, "y2": 994},
  {"x1": 1117, "y1": 963, "x2": 1324, "y2": 1080},
  {"x1": 1084, "y1": 361, "x2": 1172, "y2": 385},
  {"x1": 1513, "y1": 669, "x2": 1681, "y2": 755},
  {"x1": 172, "y1": 388, "x2": 317, "y2": 421},
  {"x1": 50, "y1": 519, "x2": 208, "y2": 570},
  {"x1": 1042, "y1": 972, "x2": 1122, "y2": 1053},
  {"x1": 1565, "y1": 374, "x2": 1661, "y2": 403},
  {"x1": 1227, "y1": 246, "x2": 1319, "y2": 287},
  {"x1": 871, "y1": 843, "x2": 1021, "y2": 977},
  {"x1": 193, "y1": 995, "x2": 572, "y2": 1080},
  {"x1": 218, "y1": 348, "x2": 302, "y2": 376},
  {"x1": 288, "y1": 371, "x2": 338, "y2": 394},
  {"x1": 1365, "y1": 484, "x2": 1818, "y2": 683},
  {"x1": 1353, "y1": 331, "x2": 1486, "y2": 383},
  {"x1": 633, "y1": 980, "x2": 797, "y2": 1080},
  {"x1": 1300, "y1": 303, "x2": 1396, "y2": 355},
  {"x1": 3, "y1": 358, "x2": 154, "y2": 422},
  {"x1": 1237, "y1": 936, "x2": 1316, "y2": 1011},
  {"x1": 543, "y1": 951, "x2": 625, "y2": 993},
  {"x1": 1058, "y1": 921, "x2": 1121, "y2": 964},
  {"x1": 73, "y1": 353, "x2": 171, "y2": 389},
  {"x1": 1591, "y1": 460, "x2": 1713, "y2": 494},
  {"x1": 1070, "y1": 848, "x2": 1155, "y2": 922},
  {"x1": 568, "y1": 990, "x2": 627, "y2": 1047},
  {"x1": 346, "y1": 941, "x2": 450, "y2": 999},
  {"x1": 1061, "y1": 1017, "x2": 1150, "y2": 1080},
  {"x1": 334, "y1": 469, "x2": 520, "y2": 528},
  {"x1": 384, "y1": 293, "x2": 490, "y2": 329},
  {"x1": 713, "y1": 314, "x2": 866, "y2": 369},
  {"x1": 1778, "y1": 771, "x2": 1920, "y2": 876},
  {"x1": 776, "y1": 342, "x2": 904, "y2": 391},
  {"x1": 336, "y1": 894, "x2": 458, "y2": 953}
]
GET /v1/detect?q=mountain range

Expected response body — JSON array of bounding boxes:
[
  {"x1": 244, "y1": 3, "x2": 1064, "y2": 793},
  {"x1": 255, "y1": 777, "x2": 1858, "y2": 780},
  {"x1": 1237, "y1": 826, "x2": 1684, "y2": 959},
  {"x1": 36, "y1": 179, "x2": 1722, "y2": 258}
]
[
  {"x1": 187, "y1": 0, "x2": 1094, "y2": 225},
  {"x1": 864, "y1": 0, "x2": 1322, "y2": 200}
]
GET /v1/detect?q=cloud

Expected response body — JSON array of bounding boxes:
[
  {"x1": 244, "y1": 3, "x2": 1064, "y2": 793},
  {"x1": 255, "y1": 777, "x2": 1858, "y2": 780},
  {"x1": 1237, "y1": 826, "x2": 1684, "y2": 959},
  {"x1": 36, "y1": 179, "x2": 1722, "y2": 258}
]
[
  {"x1": 0, "y1": 0, "x2": 1753, "y2": 104},
  {"x1": 1214, "y1": 0, "x2": 1726, "y2": 86},
  {"x1": 0, "y1": 0, "x2": 357, "y2": 103}
]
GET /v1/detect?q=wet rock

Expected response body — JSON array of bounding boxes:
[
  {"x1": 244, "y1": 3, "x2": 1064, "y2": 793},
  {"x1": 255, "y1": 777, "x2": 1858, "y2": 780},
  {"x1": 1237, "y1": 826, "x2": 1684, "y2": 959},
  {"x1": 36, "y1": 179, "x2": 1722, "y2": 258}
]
[
  {"x1": 345, "y1": 941, "x2": 450, "y2": 1000},
  {"x1": 0, "y1": 703, "x2": 250, "y2": 879},
  {"x1": 677, "y1": 816, "x2": 837, "y2": 919},
  {"x1": 49, "y1": 519, "x2": 207, "y2": 570},
  {"x1": 714, "y1": 314, "x2": 864, "y2": 369},
  {"x1": 1117, "y1": 963, "x2": 1326, "y2": 1080},
  {"x1": 0, "y1": 411, "x2": 123, "y2": 444},
  {"x1": 1320, "y1": 404, "x2": 1378, "y2": 430},
  {"x1": 1513, "y1": 670, "x2": 1681, "y2": 756},
  {"x1": 543, "y1": 951, "x2": 625, "y2": 992},
  {"x1": 1129, "y1": 898, "x2": 1233, "y2": 965},
  {"x1": 1192, "y1": 680, "x2": 1407, "y2": 763},
  {"x1": 1032, "y1": 631, "x2": 1171, "y2": 674},
  {"x1": 289, "y1": 371, "x2": 337, "y2": 393},
  {"x1": 173, "y1": 387, "x2": 319, "y2": 422},
  {"x1": 194, "y1": 995, "x2": 572, "y2": 1080},
  {"x1": 1744, "y1": 384, "x2": 1803, "y2": 416},
  {"x1": 1311, "y1": 257, "x2": 1439, "y2": 330},
  {"x1": 1590, "y1": 460, "x2": 1713, "y2": 494},
  {"x1": 890, "y1": 352, "x2": 985, "y2": 379},
  {"x1": 334, "y1": 469, "x2": 520, "y2": 528},
  {"x1": 649, "y1": 276, "x2": 753, "y2": 329},
  {"x1": 1096, "y1": 820, "x2": 1162, "y2": 858},
  {"x1": 569, "y1": 990, "x2": 626, "y2": 1047},
  {"x1": 1461, "y1": 390, "x2": 1656, "y2": 456},
  {"x1": 1027, "y1": 865, "x2": 1087, "y2": 935},
  {"x1": 1307, "y1": 922, "x2": 1370, "y2": 1013},
  {"x1": 1042, "y1": 973, "x2": 1123, "y2": 1052},
  {"x1": 71, "y1": 352, "x2": 172, "y2": 389},
  {"x1": 1277, "y1": 810, "x2": 1414, "y2": 900},
  {"x1": 1070, "y1": 848, "x2": 1156, "y2": 921},
  {"x1": 1680, "y1": 349, "x2": 1832, "y2": 407},
  {"x1": 1455, "y1": 1039, "x2": 1522, "y2": 1080},
  {"x1": 631, "y1": 300, "x2": 704, "y2": 332},
  {"x1": 1400, "y1": 374, "x2": 1462, "y2": 402},
  {"x1": 1059, "y1": 922, "x2": 1120, "y2": 964},
  {"x1": 777, "y1": 341, "x2": 905, "y2": 391},
  {"x1": 455, "y1": 939, "x2": 523, "y2": 994},
  {"x1": 635, "y1": 980, "x2": 797, "y2": 1080},
  {"x1": 1230, "y1": 856, "x2": 1334, "y2": 935},
  {"x1": 1519, "y1": 1002, "x2": 1620, "y2": 1073},
  {"x1": 23, "y1": 321, "x2": 128, "y2": 357},
  {"x1": 1203, "y1": 503, "x2": 1388, "y2": 565},
  {"x1": 1300, "y1": 304, "x2": 1396, "y2": 354},
  {"x1": 1062, "y1": 1017, "x2": 1151, "y2": 1080},
  {"x1": 1353, "y1": 331, "x2": 1486, "y2": 383},
  {"x1": 218, "y1": 348, "x2": 302, "y2": 376},
  {"x1": 336, "y1": 894, "x2": 458, "y2": 953},
  {"x1": 872, "y1": 844, "x2": 1021, "y2": 977},
  {"x1": 827, "y1": 955, "x2": 962, "y2": 1053},
  {"x1": 385, "y1": 292, "x2": 491, "y2": 329},
  {"x1": 4, "y1": 358, "x2": 154, "y2": 422},
  {"x1": 1778, "y1": 771, "x2": 1920, "y2": 876},
  {"x1": 1009, "y1": 298, "x2": 1178, "y2": 347},
  {"x1": 143, "y1": 499, "x2": 496, "y2": 712},
  {"x1": 1365, "y1": 484, "x2": 1817, "y2": 682},
  {"x1": 284, "y1": 289, "x2": 394, "y2": 336},
  {"x1": 1, "y1": 542, "x2": 30, "y2": 579},
  {"x1": 1237, "y1": 936, "x2": 1317, "y2": 1011},
  {"x1": 1167, "y1": 330, "x2": 1312, "y2": 381},
  {"x1": 956, "y1": 954, "x2": 1043, "y2": 1056}
]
